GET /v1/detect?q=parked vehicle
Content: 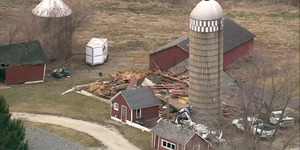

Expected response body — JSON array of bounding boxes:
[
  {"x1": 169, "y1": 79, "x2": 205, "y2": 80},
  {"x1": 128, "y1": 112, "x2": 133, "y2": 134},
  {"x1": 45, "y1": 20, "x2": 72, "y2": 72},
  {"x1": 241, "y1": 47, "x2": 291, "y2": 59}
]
[
  {"x1": 232, "y1": 117, "x2": 262, "y2": 131},
  {"x1": 270, "y1": 111, "x2": 295, "y2": 128},
  {"x1": 232, "y1": 117, "x2": 275, "y2": 139},
  {"x1": 251, "y1": 123, "x2": 275, "y2": 139},
  {"x1": 51, "y1": 69, "x2": 71, "y2": 79}
]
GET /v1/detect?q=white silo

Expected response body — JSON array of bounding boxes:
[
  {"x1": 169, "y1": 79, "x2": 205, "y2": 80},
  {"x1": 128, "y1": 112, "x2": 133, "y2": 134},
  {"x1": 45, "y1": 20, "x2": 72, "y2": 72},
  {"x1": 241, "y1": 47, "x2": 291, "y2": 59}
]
[
  {"x1": 32, "y1": 0, "x2": 73, "y2": 60},
  {"x1": 189, "y1": 0, "x2": 223, "y2": 124}
]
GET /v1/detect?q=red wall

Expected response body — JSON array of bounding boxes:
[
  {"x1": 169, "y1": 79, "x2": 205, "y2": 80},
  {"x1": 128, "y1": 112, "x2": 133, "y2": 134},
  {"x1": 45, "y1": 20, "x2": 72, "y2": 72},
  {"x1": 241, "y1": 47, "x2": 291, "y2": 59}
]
[
  {"x1": 152, "y1": 134, "x2": 182, "y2": 150},
  {"x1": 111, "y1": 94, "x2": 131, "y2": 122},
  {"x1": 223, "y1": 39, "x2": 254, "y2": 67},
  {"x1": 149, "y1": 46, "x2": 189, "y2": 71},
  {"x1": 149, "y1": 39, "x2": 254, "y2": 71},
  {"x1": 132, "y1": 105, "x2": 159, "y2": 121},
  {"x1": 185, "y1": 134, "x2": 209, "y2": 150},
  {"x1": 5, "y1": 64, "x2": 45, "y2": 85}
]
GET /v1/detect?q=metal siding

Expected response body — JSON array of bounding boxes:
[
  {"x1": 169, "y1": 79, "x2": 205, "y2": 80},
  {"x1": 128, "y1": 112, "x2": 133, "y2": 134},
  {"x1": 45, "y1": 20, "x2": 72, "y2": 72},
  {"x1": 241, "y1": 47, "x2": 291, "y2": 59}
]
[
  {"x1": 149, "y1": 46, "x2": 189, "y2": 71},
  {"x1": 185, "y1": 134, "x2": 209, "y2": 150},
  {"x1": 223, "y1": 39, "x2": 254, "y2": 67},
  {"x1": 5, "y1": 64, "x2": 45, "y2": 85},
  {"x1": 110, "y1": 95, "x2": 131, "y2": 121}
]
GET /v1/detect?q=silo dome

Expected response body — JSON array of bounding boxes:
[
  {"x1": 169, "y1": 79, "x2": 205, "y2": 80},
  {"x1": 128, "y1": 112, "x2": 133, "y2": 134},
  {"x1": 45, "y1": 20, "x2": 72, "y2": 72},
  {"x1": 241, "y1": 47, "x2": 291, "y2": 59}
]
[
  {"x1": 32, "y1": 0, "x2": 72, "y2": 17},
  {"x1": 190, "y1": 0, "x2": 223, "y2": 20}
]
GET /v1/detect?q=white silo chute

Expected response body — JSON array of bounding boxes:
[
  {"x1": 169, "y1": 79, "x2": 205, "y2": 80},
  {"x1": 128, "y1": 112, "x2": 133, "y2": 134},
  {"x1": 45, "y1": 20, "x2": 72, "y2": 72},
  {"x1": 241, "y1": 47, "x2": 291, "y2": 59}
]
[{"x1": 32, "y1": 0, "x2": 72, "y2": 17}]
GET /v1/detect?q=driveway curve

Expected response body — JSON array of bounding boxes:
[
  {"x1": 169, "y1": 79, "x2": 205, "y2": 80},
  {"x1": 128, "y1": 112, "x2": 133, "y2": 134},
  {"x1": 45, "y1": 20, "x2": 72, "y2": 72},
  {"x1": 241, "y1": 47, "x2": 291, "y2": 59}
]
[{"x1": 12, "y1": 112, "x2": 139, "y2": 150}]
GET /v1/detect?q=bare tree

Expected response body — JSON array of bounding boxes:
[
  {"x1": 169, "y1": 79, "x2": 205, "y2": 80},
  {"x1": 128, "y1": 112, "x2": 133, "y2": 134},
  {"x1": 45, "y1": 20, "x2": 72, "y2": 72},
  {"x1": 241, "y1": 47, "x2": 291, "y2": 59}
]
[{"x1": 223, "y1": 52, "x2": 299, "y2": 150}]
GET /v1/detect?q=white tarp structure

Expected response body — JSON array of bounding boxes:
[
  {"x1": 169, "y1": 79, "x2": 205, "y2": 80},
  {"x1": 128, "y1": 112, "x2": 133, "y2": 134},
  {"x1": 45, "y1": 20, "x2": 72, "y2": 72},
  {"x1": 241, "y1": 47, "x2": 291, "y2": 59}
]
[{"x1": 32, "y1": 0, "x2": 72, "y2": 17}]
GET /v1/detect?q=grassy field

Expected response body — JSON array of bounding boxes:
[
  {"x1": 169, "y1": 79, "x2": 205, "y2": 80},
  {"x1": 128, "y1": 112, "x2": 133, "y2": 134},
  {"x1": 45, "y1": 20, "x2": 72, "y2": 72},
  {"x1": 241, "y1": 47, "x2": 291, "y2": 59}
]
[
  {"x1": 23, "y1": 121, "x2": 106, "y2": 149},
  {"x1": 0, "y1": 77, "x2": 151, "y2": 149}
]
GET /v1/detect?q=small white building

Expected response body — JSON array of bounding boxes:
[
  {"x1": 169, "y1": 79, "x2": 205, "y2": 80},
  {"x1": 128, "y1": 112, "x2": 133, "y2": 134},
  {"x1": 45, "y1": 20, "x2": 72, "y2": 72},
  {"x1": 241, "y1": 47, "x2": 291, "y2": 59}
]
[{"x1": 86, "y1": 38, "x2": 108, "y2": 66}]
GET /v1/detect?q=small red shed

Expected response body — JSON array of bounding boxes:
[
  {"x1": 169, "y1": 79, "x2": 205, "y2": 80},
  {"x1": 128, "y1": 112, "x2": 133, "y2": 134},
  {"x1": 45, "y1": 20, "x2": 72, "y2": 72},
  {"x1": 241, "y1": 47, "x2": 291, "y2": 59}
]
[
  {"x1": 149, "y1": 18, "x2": 256, "y2": 71},
  {"x1": 110, "y1": 87, "x2": 160, "y2": 124},
  {"x1": 151, "y1": 120, "x2": 211, "y2": 150},
  {"x1": 0, "y1": 41, "x2": 47, "y2": 85}
]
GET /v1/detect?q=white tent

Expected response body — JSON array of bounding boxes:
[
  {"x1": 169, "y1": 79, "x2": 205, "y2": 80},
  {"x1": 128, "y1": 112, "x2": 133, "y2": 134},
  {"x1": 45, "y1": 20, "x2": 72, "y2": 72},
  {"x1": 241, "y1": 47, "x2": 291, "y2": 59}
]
[{"x1": 32, "y1": 0, "x2": 72, "y2": 17}]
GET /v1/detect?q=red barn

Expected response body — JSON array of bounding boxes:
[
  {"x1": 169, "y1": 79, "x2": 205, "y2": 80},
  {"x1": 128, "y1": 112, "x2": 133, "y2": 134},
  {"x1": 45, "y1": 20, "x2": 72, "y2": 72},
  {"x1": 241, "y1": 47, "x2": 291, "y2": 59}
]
[
  {"x1": 149, "y1": 18, "x2": 256, "y2": 71},
  {"x1": 0, "y1": 41, "x2": 47, "y2": 85},
  {"x1": 151, "y1": 120, "x2": 211, "y2": 150},
  {"x1": 110, "y1": 87, "x2": 160, "y2": 124}
]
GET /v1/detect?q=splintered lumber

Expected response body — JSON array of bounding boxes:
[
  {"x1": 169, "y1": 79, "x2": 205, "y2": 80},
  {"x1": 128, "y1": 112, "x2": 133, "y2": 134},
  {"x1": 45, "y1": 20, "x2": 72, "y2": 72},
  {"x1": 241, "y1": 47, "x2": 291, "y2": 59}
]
[
  {"x1": 179, "y1": 97, "x2": 189, "y2": 104},
  {"x1": 160, "y1": 72, "x2": 188, "y2": 84},
  {"x1": 151, "y1": 83, "x2": 187, "y2": 89}
]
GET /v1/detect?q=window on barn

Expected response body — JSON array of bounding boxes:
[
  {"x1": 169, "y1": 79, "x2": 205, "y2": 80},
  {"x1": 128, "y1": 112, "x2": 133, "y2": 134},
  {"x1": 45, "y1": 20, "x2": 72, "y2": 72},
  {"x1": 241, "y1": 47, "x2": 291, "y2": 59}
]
[
  {"x1": 114, "y1": 103, "x2": 119, "y2": 111},
  {"x1": 136, "y1": 109, "x2": 141, "y2": 118},
  {"x1": 193, "y1": 145, "x2": 200, "y2": 150},
  {"x1": 161, "y1": 139, "x2": 176, "y2": 150}
]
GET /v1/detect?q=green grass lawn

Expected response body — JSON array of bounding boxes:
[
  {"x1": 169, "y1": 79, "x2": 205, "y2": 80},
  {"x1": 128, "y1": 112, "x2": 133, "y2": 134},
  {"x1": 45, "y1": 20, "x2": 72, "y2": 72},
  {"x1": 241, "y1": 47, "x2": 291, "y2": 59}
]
[
  {"x1": 0, "y1": 78, "x2": 110, "y2": 123},
  {"x1": 0, "y1": 78, "x2": 151, "y2": 149}
]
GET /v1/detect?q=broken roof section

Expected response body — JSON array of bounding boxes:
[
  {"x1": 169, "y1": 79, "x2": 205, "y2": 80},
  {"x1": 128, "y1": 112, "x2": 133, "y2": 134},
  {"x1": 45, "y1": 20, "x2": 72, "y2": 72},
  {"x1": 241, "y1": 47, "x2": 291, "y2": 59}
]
[
  {"x1": 32, "y1": 0, "x2": 72, "y2": 17},
  {"x1": 25, "y1": 126, "x2": 87, "y2": 150},
  {"x1": 150, "y1": 18, "x2": 256, "y2": 55},
  {"x1": 116, "y1": 87, "x2": 160, "y2": 110},
  {"x1": 151, "y1": 120, "x2": 205, "y2": 145},
  {"x1": 0, "y1": 41, "x2": 47, "y2": 66}
]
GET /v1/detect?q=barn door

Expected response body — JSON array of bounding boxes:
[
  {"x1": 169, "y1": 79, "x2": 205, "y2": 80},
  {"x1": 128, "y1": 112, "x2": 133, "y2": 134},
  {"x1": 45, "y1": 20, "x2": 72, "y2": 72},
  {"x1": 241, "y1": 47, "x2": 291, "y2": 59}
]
[
  {"x1": 121, "y1": 105, "x2": 127, "y2": 123},
  {"x1": 0, "y1": 69, "x2": 5, "y2": 83}
]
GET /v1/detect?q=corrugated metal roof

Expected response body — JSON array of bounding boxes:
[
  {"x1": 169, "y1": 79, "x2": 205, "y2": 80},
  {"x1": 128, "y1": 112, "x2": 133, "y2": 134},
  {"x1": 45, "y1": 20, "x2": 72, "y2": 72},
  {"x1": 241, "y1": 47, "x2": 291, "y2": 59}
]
[
  {"x1": 190, "y1": 0, "x2": 223, "y2": 20},
  {"x1": 121, "y1": 87, "x2": 160, "y2": 110},
  {"x1": 25, "y1": 126, "x2": 88, "y2": 150},
  {"x1": 150, "y1": 18, "x2": 256, "y2": 55},
  {"x1": 32, "y1": 0, "x2": 72, "y2": 17},
  {"x1": 0, "y1": 41, "x2": 47, "y2": 66},
  {"x1": 151, "y1": 120, "x2": 196, "y2": 145}
]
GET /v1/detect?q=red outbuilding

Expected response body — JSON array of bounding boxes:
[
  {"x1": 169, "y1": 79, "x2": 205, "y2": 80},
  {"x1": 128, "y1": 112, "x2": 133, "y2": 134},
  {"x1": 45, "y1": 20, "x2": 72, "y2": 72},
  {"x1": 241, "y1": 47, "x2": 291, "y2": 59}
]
[
  {"x1": 151, "y1": 120, "x2": 211, "y2": 150},
  {"x1": 149, "y1": 18, "x2": 256, "y2": 71},
  {"x1": 110, "y1": 87, "x2": 160, "y2": 124},
  {"x1": 0, "y1": 41, "x2": 47, "y2": 85}
]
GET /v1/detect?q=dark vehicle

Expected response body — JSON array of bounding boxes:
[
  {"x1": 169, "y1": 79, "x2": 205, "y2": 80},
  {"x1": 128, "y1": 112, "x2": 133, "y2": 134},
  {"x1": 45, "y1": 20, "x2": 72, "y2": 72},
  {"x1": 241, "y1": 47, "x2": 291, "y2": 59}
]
[{"x1": 51, "y1": 69, "x2": 70, "y2": 79}]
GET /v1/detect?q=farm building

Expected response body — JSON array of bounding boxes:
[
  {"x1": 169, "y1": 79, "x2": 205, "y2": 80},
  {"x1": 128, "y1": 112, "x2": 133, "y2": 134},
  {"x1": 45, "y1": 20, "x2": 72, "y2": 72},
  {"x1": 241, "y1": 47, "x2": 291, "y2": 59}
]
[
  {"x1": 0, "y1": 41, "x2": 47, "y2": 85},
  {"x1": 149, "y1": 18, "x2": 256, "y2": 71},
  {"x1": 151, "y1": 120, "x2": 211, "y2": 150},
  {"x1": 110, "y1": 87, "x2": 160, "y2": 125}
]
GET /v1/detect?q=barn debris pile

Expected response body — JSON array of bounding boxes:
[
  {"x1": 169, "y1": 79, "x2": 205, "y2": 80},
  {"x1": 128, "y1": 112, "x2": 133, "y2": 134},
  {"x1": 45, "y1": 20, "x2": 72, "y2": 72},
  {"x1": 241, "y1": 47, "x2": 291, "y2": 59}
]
[{"x1": 85, "y1": 70, "x2": 154, "y2": 98}]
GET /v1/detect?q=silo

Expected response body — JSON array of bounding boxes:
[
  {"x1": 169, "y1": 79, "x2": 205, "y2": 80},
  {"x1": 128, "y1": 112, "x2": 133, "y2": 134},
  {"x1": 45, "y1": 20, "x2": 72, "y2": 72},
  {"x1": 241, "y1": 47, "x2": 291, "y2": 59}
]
[
  {"x1": 189, "y1": 0, "x2": 223, "y2": 124},
  {"x1": 32, "y1": 0, "x2": 73, "y2": 60}
]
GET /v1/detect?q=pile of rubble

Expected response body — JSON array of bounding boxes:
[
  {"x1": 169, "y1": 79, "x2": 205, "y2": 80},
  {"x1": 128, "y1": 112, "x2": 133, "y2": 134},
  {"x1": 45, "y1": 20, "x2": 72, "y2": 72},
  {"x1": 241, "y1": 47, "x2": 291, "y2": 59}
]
[{"x1": 85, "y1": 70, "x2": 154, "y2": 98}]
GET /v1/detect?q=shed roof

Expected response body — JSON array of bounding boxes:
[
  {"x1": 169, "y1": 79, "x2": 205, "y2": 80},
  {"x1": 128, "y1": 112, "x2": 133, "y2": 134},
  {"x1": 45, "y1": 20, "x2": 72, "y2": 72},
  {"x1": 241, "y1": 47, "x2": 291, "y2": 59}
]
[
  {"x1": 25, "y1": 126, "x2": 88, "y2": 150},
  {"x1": 0, "y1": 41, "x2": 47, "y2": 66},
  {"x1": 87, "y1": 38, "x2": 107, "y2": 48},
  {"x1": 120, "y1": 87, "x2": 160, "y2": 110},
  {"x1": 150, "y1": 18, "x2": 256, "y2": 55},
  {"x1": 151, "y1": 120, "x2": 198, "y2": 145},
  {"x1": 32, "y1": 0, "x2": 72, "y2": 17}
]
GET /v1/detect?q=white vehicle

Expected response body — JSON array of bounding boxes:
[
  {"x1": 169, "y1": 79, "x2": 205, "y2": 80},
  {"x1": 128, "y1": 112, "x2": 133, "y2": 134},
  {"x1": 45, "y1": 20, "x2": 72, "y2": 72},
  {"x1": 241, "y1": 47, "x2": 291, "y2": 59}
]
[
  {"x1": 86, "y1": 38, "x2": 108, "y2": 66},
  {"x1": 270, "y1": 111, "x2": 295, "y2": 128},
  {"x1": 232, "y1": 117, "x2": 262, "y2": 131},
  {"x1": 232, "y1": 117, "x2": 275, "y2": 138},
  {"x1": 251, "y1": 124, "x2": 275, "y2": 139}
]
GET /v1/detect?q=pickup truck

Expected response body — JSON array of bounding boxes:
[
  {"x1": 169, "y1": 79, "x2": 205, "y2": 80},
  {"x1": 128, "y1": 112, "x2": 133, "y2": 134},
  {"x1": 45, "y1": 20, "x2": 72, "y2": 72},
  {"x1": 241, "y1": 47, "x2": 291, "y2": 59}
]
[{"x1": 269, "y1": 111, "x2": 295, "y2": 128}]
